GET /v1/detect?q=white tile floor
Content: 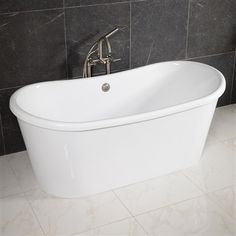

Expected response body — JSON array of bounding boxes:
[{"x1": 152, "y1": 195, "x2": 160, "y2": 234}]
[{"x1": 0, "y1": 104, "x2": 235, "y2": 236}]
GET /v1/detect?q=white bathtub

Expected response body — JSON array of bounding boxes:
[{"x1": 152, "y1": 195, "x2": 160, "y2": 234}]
[{"x1": 10, "y1": 61, "x2": 225, "y2": 198}]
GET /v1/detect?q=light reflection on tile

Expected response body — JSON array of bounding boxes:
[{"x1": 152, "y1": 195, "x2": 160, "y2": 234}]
[
  {"x1": 208, "y1": 186, "x2": 236, "y2": 220},
  {"x1": 0, "y1": 194, "x2": 44, "y2": 235},
  {"x1": 78, "y1": 218, "x2": 147, "y2": 236},
  {"x1": 136, "y1": 195, "x2": 235, "y2": 236},
  {"x1": 183, "y1": 142, "x2": 235, "y2": 193},
  {"x1": 210, "y1": 107, "x2": 236, "y2": 141},
  {"x1": 7, "y1": 151, "x2": 40, "y2": 192},
  {"x1": 25, "y1": 189, "x2": 131, "y2": 235},
  {"x1": 222, "y1": 138, "x2": 236, "y2": 152},
  {"x1": 0, "y1": 157, "x2": 22, "y2": 198},
  {"x1": 114, "y1": 172, "x2": 202, "y2": 216}
]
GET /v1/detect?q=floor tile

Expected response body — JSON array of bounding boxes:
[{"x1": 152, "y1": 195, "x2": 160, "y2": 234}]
[
  {"x1": 136, "y1": 195, "x2": 235, "y2": 236},
  {"x1": 183, "y1": 142, "x2": 235, "y2": 193},
  {"x1": 228, "y1": 104, "x2": 236, "y2": 113},
  {"x1": 0, "y1": 157, "x2": 22, "y2": 198},
  {"x1": 204, "y1": 133, "x2": 220, "y2": 146},
  {"x1": 209, "y1": 107, "x2": 236, "y2": 141},
  {"x1": 208, "y1": 186, "x2": 236, "y2": 220},
  {"x1": 222, "y1": 138, "x2": 236, "y2": 152},
  {"x1": 219, "y1": 104, "x2": 236, "y2": 114},
  {"x1": 78, "y1": 218, "x2": 147, "y2": 236},
  {"x1": 114, "y1": 172, "x2": 202, "y2": 216},
  {"x1": 7, "y1": 151, "x2": 40, "y2": 192},
  {"x1": 25, "y1": 189, "x2": 131, "y2": 235},
  {"x1": 0, "y1": 194, "x2": 44, "y2": 235}
]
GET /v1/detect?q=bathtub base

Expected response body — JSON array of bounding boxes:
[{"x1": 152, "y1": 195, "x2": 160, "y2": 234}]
[{"x1": 19, "y1": 102, "x2": 216, "y2": 198}]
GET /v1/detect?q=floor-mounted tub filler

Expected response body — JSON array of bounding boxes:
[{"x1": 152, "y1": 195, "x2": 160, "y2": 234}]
[{"x1": 10, "y1": 61, "x2": 225, "y2": 198}]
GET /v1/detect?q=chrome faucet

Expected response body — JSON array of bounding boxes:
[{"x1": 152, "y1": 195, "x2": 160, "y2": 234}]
[{"x1": 82, "y1": 28, "x2": 121, "y2": 78}]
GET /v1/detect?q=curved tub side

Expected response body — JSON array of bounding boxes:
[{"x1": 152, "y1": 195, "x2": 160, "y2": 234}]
[{"x1": 18, "y1": 101, "x2": 217, "y2": 197}]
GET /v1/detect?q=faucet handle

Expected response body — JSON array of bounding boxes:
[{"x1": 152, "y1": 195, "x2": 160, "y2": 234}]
[
  {"x1": 112, "y1": 58, "x2": 121, "y2": 62},
  {"x1": 109, "y1": 57, "x2": 121, "y2": 64},
  {"x1": 105, "y1": 55, "x2": 121, "y2": 63}
]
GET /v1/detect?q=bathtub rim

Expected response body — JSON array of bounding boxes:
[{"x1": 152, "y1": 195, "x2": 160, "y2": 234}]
[{"x1": 10, "y1": 61, "x2": 226, "y2": 132}]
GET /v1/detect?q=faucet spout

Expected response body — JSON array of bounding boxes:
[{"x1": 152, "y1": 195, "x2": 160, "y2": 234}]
[{"x1": 104, "y1": 27, "x2": 119, "y2": 39}]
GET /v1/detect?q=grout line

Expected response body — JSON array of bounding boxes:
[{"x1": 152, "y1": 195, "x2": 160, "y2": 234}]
[
  {"x1": 185, "y1": 0, "x2": 191, "y2": 59},
  {"x1": 132, "y1": 216, "x2": 150, "y2": 236},
  {"x1": 0, "y1": 113, "x2": 6, "y2": 155},
  {"x1": 129, "y1": 1, "x2": 132, "y2": 69},
  {"x1": 229, "y1": 50, "x2": 236, "y2": 103},
  {"x1": 112, "y1": 190, "x2": 150, "y2": 235},
  {"x1": 112, "y1": 190, "x2": 135, "y2": 217},
  {"x1": 6, "y1": 157, "x2": 47, "y2": 236},
  {"x1": 65, "y1": 0, "x2": 146, "y2": 9},
  {"x1": 75, "y1": 216, "x2": 134, "y2": 235},
  {"x1": 0, "y1": 1, "x2": 148, "y2": 16},
  {"x1": 65, "y1": 1, "x2": 130, "y2": 9},
  {"x1": 0, "y1": 1, "x2": 147, "y2": 16},
  {"x1": 0, "y1": 7, "x2": 63, "y2": 16},
  {"x1": 181, "y1": 170, "x2": 206, "y2": 193},
  {"x1": 133, "y1": 193, "x2": 207, "y2": 218},
  {"x1": 186, "y1": 50, "x2": 236, "y2": 61},
  {"x1": 23, "y1": 193, "x2": 47, "y2": 236},
  {"x1": 110, "y1": 167, "x2": 209, "y2": 193},
  {"x1": 0, "y1": 85, "x2": 21, "y2": 91},
  {"x1": 182, "y1": 168, "x2": 236, "y2": 196},
  {"x1": 63, "y1": 0, "x2": 69, "y2": 79},
  {"x1": 206, "y1": 184, "x2": 236, "y2": 195}
]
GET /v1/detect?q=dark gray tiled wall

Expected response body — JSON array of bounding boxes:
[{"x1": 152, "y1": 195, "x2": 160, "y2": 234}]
[
  {"x1": 187, "y1": 0, "x2": 236, "y2": 58},
  {"x1": 131, "y1": 0, "x2": 188, "y2": 68},
  {"x1": 0, "y1": 10, "x2": 66, "y2": 89},
  {"x1": 0, "y1": 1, "x2": 63, "y2": 13},
  {"x1": 0, "y1": 114, "x2": 4, "y2": 155},
  {"x1": 0, "y1": 0, "x2": 235, "y2": 155},
  {"x1": 65, "y1": 0, "x2": 130, "y2": 7},
  {"x1": 232, "y1": 53, "x2": 236, "y2": 104},
  {"x1": 0, "y1": 88, "x2": 26, "y2": 154}
]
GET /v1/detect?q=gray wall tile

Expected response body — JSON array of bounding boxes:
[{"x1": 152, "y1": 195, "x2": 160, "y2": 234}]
[
  {"x1": 0, "y1": 10, "x2": 67, "y2": 89},
  {"x1": 231, "y1": 52, "x2": 236, "y2": 104},
  {"x1": 65, "y1": 0, "x2": 129, "y2": 7},
  {"x1": 0, "y1": 115, "x2": 4, "y2": 156},
  {"x1": 190, "y1": 52, "x2": 235, "y2": 107},
  {"x1": 187, "y1": 0, "x2": 236, "y2": 58},
  {"x1": 0, "y1": 0, "x2": 63, "y2": 13},
  {"x1": 131, "y1": 0, "x2": 188, "y2": 68},
  {"x1": 0, "y1": 88, "x2": 25, "y2": 154},
  {"x1": 65, "y1": 3, "x2": 130, "y2": 78}
]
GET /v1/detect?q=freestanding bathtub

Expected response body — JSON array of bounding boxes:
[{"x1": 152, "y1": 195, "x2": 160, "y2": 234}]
[{"x1": 10, "y1": 61, "x2": 225, "y2": 198}]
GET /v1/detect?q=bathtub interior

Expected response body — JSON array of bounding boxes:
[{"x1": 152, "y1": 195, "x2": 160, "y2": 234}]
[{"x1": 14, "y1": 62, "x2": 222, "y2": 123}]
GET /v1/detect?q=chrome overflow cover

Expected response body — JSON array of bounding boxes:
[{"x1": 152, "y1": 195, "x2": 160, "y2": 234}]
[{"x1": 102, "y1": 83, "x2": 110, "y2": 92}]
